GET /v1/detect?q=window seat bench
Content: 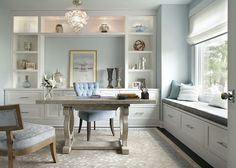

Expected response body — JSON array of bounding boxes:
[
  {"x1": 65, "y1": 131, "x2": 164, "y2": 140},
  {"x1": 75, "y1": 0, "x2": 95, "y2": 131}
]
[
  {"x1": 162, "y1": 98, "x2": 227, "y2": 126},
  {"x1": 162, "y1": 98, "x2": 228, "y2": 168}
]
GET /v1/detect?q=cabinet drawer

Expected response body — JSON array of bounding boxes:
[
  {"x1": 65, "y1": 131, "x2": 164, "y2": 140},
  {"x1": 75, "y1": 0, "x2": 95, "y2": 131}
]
[
  {"x1": 209, "y1": 125, "x2": 228, "y2": 160},
  {"x1": 129, "y1": 107, "x2": 157, "y2": 119},
  {"x1": 182, "y1": 113, "x2": 205, "y2": 146},
  {"x1": 20, "y1": 104, "x2": 44, "y2": 119},
  {"x1": 163, "y1": 104, "x2": 181, "y2": 129},
  {"x1": 6, "y1": 92, "x2": 42, "y2": 104}
]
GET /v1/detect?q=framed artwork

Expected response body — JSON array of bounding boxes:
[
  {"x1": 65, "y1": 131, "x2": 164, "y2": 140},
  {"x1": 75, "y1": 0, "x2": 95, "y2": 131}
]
[{"x1": 69, "y1": 50, "x2": 97, "y2": 87}]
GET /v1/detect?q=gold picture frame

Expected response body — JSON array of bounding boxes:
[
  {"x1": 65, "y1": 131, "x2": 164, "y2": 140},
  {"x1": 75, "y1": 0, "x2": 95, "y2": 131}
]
[{"x1": 69, "y1": 50, "x2": 97, "y2": 87}]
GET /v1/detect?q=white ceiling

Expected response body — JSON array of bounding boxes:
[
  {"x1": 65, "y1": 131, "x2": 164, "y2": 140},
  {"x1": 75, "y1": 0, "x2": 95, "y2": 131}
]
[{"x1": 3, "y1": 0, "x2": 192, "y2": 11}]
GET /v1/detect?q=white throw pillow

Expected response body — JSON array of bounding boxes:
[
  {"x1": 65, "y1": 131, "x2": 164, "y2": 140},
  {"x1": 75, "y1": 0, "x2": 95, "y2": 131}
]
[
  {"x1": 177, "y1": 84, "x2": 199, "y2": 102},
  {"x1": 208, "y1": 94, "x2": 227, "y2": 109}
]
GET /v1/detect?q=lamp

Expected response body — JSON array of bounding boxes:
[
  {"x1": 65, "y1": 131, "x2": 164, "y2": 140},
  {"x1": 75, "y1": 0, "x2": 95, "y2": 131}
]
[{"x1": 65, "y1": 0, "x2": 88, "y2": 32}]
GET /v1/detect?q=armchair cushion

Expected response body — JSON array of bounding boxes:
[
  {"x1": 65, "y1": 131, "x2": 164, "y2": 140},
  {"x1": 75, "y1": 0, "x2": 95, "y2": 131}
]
[{"x1": 0, "y1": 122, "x2": 55, "y2": 150}]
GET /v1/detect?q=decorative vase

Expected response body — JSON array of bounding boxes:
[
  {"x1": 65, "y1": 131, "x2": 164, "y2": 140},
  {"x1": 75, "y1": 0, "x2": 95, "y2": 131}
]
[
  {"x1": 107, "y1": 68, "x2": 114, "y2": 88},
  {"x1": 23, "y1": 75, "x2": 31, "y2": 88},
  {"x1": 99, "y1": 24, "x2": 109, "y2": 33},
  {"x1": 115, "y1": 68, "x2": 122, "y2": 88},
  {"x1": 44, "y1": 87, "x2": 53, "y2": 100},
  {"x1": 54, "y1": 69, "x2": 64, "y2": 88}
]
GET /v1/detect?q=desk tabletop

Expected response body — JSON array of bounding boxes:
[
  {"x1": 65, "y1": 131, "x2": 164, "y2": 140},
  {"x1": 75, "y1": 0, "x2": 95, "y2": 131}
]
[{"x1": 36, "y1": 96, "x2": 156, "y2": 105}]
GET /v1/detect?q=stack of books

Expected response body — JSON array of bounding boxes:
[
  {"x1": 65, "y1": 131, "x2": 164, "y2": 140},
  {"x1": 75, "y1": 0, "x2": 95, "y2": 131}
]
[{"x1": 117, "y1": 93, "x2": 139, "y2": 100}]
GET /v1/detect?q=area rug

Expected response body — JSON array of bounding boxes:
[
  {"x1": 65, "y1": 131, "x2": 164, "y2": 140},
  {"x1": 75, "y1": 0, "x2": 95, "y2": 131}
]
[{"x1": 0, "y1": 128, "x2": 200, "y2": 168}]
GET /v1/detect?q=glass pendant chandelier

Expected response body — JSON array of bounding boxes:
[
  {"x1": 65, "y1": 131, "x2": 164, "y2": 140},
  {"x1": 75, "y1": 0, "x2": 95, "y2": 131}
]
[{"x1": 65, "y1": 0, "x2": 88, "y2": 32}]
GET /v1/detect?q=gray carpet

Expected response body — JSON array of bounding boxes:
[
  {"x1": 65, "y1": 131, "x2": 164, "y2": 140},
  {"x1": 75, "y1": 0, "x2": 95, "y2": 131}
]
[{"x1": 0, "y1": 128, "x2": 200, "y2": 168}]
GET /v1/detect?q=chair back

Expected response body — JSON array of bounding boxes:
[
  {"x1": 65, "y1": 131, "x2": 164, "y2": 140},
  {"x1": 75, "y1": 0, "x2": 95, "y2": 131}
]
[
  {"x1": 73, "y1": 82, "x2": 99, "y2": 97},
  {"x1": 0, "y1": 104, "x2": 23, "y2": 131}
]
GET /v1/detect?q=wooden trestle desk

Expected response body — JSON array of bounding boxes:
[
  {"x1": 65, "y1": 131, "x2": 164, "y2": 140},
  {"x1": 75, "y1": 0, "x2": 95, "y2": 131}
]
[{"x1": 36, "y1": 96, "x2": 156, "y2": 154}]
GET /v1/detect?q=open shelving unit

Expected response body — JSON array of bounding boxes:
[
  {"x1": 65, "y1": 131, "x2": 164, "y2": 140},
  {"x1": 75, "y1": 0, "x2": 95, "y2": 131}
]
[{"x1": 12, "y1": 14, "x2": 156, "y2": 89}]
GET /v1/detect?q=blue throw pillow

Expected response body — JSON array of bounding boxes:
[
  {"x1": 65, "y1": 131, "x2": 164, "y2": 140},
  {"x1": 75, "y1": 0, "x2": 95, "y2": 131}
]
[
  {"x1": 168, "y1": 80, "x2": 193, "y2": 99},
  {"x1": 168, "y1": 80, "x2": 181, "y2": 99}
]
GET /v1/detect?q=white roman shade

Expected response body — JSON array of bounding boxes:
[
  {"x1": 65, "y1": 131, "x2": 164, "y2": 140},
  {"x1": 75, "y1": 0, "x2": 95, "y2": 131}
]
[{"x1": 188, "y1": 0, "x2": 228, "y2": 44}]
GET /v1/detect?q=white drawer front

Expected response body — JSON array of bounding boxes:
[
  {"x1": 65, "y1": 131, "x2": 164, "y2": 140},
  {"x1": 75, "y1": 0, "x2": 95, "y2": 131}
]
[
  {"x1": 209, "y1": 125, "x2": 228, "y2": 160},
  {"x1": 129, "y1": 107, "x2": 157, "y2": 119},
  {"x1": 182, "y1": 113, "x2": 205, "y2": 146},
  {"x1": 20, "y1": 104, "x2": 44, "y2": 119},
  {"x1": 6, "y1": 92, "x2": 42, "y2": 104},
  {"x1": 163, "y1": 104, "x2": 181, "y2": 129}
]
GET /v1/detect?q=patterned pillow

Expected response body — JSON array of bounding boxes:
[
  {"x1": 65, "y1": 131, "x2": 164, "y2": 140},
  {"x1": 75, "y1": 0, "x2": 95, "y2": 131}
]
[{"x1": 177, "y1": 84, "x2": 199, "y2": 102}]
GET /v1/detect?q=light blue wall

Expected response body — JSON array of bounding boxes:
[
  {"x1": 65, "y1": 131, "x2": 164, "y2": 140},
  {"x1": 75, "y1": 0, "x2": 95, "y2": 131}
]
[
  {"x1": 44, "y1": 37, "x2": 125, "y2": 88},
  {"x1": 157, "y1": 5, "x2": 190, "y2": 99},
  {"x1": 188, "y1": 0, "x2": 203, "y2": 9},
  {"x1": 0, "y1": 4, "x2": 11, "y2": 105}
]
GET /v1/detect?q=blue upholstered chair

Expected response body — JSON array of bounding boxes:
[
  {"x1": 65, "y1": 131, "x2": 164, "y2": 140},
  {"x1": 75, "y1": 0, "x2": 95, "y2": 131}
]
[
  {"x1": 0, "y1": 104, "x2": 57, "y2": 168},
  {"x1": 73, "y1": 82, "x2": 116, "y2": 141}
]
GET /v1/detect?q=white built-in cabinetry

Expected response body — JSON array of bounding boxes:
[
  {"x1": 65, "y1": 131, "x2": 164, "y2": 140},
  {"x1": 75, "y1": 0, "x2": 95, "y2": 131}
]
[
  {"x1": 11, "y1": 14, "x2": 156, "y2": 89},
  {"x1": 5, "y1": 88, "x2": 159, "y2": 127},
  {"x1": 163, "y1": 103, "x2": 228, "y2": 168}
]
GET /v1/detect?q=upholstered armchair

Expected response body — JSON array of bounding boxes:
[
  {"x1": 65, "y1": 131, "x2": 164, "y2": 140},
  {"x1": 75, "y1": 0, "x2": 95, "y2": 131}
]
[
  {"x1": 73, "y1": 82, "x2": 116, "y2": 141},
  {"x1": 0, "y1": 104, "x2": 57, "y2": 168}
]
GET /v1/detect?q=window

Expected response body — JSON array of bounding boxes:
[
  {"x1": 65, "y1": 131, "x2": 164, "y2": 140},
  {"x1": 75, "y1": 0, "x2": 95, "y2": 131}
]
[{"x1": 195, "y1": 34, "x2": 228, "y2": 101}]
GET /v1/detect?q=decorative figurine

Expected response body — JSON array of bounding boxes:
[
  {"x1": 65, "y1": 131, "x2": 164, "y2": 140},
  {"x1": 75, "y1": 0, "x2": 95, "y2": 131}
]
[
  {"x1": 55, "y1": 24, "x2": 63, "y2": 33},
  {"x1": 133, "y1": 40, "x2": 145, "y2": 51}
]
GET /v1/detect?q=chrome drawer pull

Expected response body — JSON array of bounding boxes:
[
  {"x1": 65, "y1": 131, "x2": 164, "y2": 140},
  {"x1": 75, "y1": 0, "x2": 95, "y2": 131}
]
[
  {"x1": 21, "y1": 111, "x2": 29, "y2": 114},
  {"x1": 217, "y1": 141, "x2": 228, "y2": 148},
  {"x1": 19, "y1": 97, "x2": 29, "y2": 99},
  {"x1": 186, "y1": 124, "x2": 194, "y2": 129},
  {"x1": 167, "y1": 114, "x2": 173, "y2": 118}
]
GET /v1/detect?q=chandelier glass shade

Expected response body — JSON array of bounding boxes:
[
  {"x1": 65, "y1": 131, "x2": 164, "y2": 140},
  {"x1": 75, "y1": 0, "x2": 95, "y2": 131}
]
[{"x1": 65, "y1": 0, "x2": 88, "y2": 32}]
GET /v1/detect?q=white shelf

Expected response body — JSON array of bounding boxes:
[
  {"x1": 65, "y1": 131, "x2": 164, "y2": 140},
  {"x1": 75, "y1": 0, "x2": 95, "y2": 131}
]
[
  {"x1": 13, "y1": 33, "x2": 38, "y2": 35},
  {"x1": 128, "y1": 51, "x2": 152, "y2": 54},
  {"x1": 14, "y1": 51, "x2": 38, "y2": 54},
  {"x1": 40, "y1": 32, "x2": 125, "y2": 37},
  {"x1": 127, "y1": 32, "x2": 153, "y2": 35},
  {"x1": 128, "y1": 69, "x2": 152, "y2": 72},
  {"x1": 14, "y1": 69, "x2": 38, "y2": 73}
]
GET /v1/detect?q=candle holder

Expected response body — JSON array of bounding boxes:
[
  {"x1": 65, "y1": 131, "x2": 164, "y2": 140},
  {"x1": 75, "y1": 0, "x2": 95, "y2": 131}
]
[
  {"x1": 115, "y1": 68, "x2": 122, "y2": 88},
  {"x1": 107, "y1": 68, "x2": 114, "y2": 88}
]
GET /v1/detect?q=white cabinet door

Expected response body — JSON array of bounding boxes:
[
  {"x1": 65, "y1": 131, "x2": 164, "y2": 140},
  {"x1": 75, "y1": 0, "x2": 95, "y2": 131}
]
[
  {"x1": 181, "y1": 113, "x2": 205, "y2": 146},
  {"x1": 163, "y1": 104, "x2": 181, "y2": 129},
  {"x1": 209, "y1": 125, "x2": 228, "y2": 160}
]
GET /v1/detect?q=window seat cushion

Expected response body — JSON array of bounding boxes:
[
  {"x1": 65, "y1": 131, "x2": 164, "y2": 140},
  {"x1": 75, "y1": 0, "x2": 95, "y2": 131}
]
[{"x1": 162, "y1": 98, "x2": 227, "y2": 127}]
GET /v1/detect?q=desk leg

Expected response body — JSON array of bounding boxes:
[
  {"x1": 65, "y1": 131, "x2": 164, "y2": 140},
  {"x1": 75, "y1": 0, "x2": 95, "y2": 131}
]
[
  {"x1": 62, "y1": 107, "x2": 74, "y2": 154},
  {"x1": 119, "y1": 106, "x2": 129, "y2": 155}
]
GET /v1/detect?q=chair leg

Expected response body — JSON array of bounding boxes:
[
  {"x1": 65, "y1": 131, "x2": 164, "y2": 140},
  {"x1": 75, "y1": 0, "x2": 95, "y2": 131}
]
[
  {"x1": 87, "y1": 122, "x2": 91, "y2": 141},
  {"x1": 110, "y1": 118, "x2": 115, "y2": 136},
  {"x1": 78, "y1": 119, "x2": 83, "y2": 133},
  {"x1": 6, "y1": 131, "x2": 15, "y2": 168},
  {"x1": 94, "y1": 121, "x2": 96, "y2": 130},
  {"x1": 50, "y1": 139, "x2": 57, "y2": 163}
]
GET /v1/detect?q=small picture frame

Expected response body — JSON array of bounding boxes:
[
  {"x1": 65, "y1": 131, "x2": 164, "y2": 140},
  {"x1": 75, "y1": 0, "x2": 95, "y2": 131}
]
[
  {"x1": 137, "y1": 78, "x2": 146, "y2": 88},
  {"x1": 55, "y1": 24, "x2": 63, "y2": 33},
  {"x1": 26, "y1": 62, "x2": 36, "y2": 70},
  {"x1": 132, "y1": 81, "x2": 141, "y2": 89}
]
